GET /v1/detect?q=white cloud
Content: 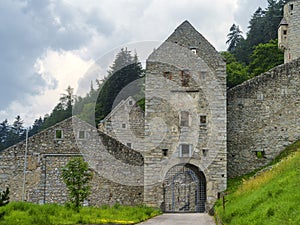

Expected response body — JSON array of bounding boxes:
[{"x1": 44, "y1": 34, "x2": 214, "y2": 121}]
[{"x1": 1, "y1": 48, "x2": 93, "y2": 126}]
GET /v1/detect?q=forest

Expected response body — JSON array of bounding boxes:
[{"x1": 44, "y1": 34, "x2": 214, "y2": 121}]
[{"x1": 0, "y1": 0, "x2": 288, "y2": 151}]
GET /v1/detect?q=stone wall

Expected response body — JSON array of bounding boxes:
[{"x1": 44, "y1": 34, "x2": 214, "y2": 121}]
[
  {"x1": 0, "y1": 117, "x2": 144, "y2": 206},
  {"x1": 227, "y1": 58, "x2": 300, "y2": 177}
]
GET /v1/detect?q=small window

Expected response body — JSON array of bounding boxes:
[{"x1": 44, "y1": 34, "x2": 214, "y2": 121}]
[
  {"x1": 202, "y1": 149, "x2": 209, "y2": 157},
  {"x1": 256, "y1": 150, "x2": 265, "y2": 159},
  {"x1": 55, "y1": 129, "x2": 63, "y2": 139},
  {"x1": 181, "y1": 70, "x2": 190, "y2": 87},
  {"x1": 78, "y1": 130, "x2": 85, "y2": 139},
  {"x1": 127, "y1": 143, "x2": 132, "y2": 148},
  {"x1": 199, "y1": 71, "x2": 206, "y2": 80},
  {"x1": 191, "y1": 48, "x2": 197, "y2": 54},
  {"x1": 179, "y1": 144, "x2": 192, "y2": 157},
  {"x1": 129, "y1": 100, "x2": 133, "y2": 106},
  {"x1": 283, "y1": 30, "x2": 287, "y2": 35},
  {"x1": 281, "y1": 88, "x2": 288, "y2": 96},
  {"x1": 163, "y1": 71, "x2": 172, "y2": 80},
  {"x1": 122, "y1": 123, "x2": 126, "y2": 128},
  {"x1": 290, "y1": 4, "x2": 294, "y2": 11},
  {"x1": 200, "y1": 115, "x2": 207, "y2": 125},
  {"x1": 180, "y1": 111, "x2": 189, "y2": 127},
  {"x1": 257, "y1": 93, "x2": 264, "y2": 101}
]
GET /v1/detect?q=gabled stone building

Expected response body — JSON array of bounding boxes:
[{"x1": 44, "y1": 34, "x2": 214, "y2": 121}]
[
  {"x1": 144, "y1": 21, "x2": 227, "y2": 212},
  {"x1": 98, "y1": 96, "x2": 145, "y2": 151},
  {"x1": 0, "y1": 117, "x2": 144, "y2": 206}
]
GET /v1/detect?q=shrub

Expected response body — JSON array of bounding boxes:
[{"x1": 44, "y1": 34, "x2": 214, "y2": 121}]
[{"x1": 61, "y1": 157, "x2": 93, "y2": 211}]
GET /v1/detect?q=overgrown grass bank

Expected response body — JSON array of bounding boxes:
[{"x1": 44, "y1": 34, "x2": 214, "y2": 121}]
[
  {"x1": 0, "y1": 202, "x2": 161, "y2": 225},
  {"x1": 215, "y1": 142, "x2": 300, "y2": 225}
]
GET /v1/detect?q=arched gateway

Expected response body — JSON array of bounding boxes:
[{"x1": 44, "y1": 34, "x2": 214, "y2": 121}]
[{"x1": 163, "y1": 164, "x2": 206, "y2": 213}]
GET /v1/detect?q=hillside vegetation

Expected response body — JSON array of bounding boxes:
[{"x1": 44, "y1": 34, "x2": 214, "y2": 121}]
[{"x1": 215, "y1": 141, "x2": 300, "y2": 225}]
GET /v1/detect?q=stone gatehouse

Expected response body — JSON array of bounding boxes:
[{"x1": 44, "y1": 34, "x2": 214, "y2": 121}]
[{"x1": 1, "y1": 2, "x2": 300, "y2": 213}]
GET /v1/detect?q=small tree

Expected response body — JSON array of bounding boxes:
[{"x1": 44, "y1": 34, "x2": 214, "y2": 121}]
[
  {"x1": 61, "y1": 157, "x2": 93, "y2": 210},
  {"x1": 0, "y1": 187, "x2": 10, "y2": 207}
]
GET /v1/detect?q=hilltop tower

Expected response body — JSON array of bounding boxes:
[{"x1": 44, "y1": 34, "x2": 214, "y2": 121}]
[
  {"x1": 278, "y1": 0, "x2": 300, "y2": 63},
  {"x1": 143, "y1": 21, "x2": 227, "y2": 212}
]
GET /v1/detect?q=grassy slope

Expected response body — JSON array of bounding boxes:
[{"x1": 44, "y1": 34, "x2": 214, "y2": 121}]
[
  {"x1": 0, "y1": 203, "x2": 161, "y2": 225},
  {"x1": 215, "y1": 141, "x2": 300, "y2": 225}
]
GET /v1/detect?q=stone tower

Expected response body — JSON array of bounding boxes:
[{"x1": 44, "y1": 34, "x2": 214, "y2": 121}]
[
  {"x1": 278, "y1": 0, "x2": 300, "y2": 63},
  {"x1": 143, "y1": 21, "x2": 227, "y2": 212}
]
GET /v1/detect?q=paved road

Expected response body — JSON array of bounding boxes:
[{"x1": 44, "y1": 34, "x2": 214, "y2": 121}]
[{"x1": 137, "y1": 213, "x2": 216, "y2": 225}]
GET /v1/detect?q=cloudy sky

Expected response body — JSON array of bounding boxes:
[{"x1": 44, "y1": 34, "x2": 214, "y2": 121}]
[{"x1": 0, "y1": 0, "x2": 269, "y2": 126}]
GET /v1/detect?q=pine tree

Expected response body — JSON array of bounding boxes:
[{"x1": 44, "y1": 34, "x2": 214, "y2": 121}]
[
  {"x1": 226, "y1": 24, "x2": 244, "y2": 52},
  {"x1": 41, "y1": 86, "x2": 75, "y2": 129},
  {"x1": 0, "y1": 120, "x2": 9, "y2": 151}
]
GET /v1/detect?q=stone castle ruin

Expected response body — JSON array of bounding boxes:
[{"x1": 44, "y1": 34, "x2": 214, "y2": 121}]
[{"x1": 0, "y1": 1, "x2": 299, "y2": 213}]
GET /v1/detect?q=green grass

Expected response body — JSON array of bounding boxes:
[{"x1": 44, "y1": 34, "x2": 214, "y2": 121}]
[
  {"x1": 215, "y1": 140, "x2": 300, "y2": 225},
  {"x1": 0, "y1": 202, "x2": 161, "y2": 225}
]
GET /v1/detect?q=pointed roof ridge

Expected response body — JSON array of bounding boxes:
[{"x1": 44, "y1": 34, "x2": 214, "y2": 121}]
[
  {"x1": 101, "y1": 96, "x2": 135, "y2": 122},
  {"x1": 160, "y1": 20, "x2": 224, "y2": 69},
  {"x1": 177, "y1": 20, "x2": 194, "y2": 28}
]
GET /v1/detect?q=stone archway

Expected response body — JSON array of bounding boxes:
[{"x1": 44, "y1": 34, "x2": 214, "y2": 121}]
[{"x1": 163, "y1": 164, "x2": 206, "y2": 213}]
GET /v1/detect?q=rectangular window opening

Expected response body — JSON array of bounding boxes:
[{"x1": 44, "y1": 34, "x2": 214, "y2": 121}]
[
  {"x1": 200, "y1": 115, "x2": 207, "y2": 125},
  {"x1": 78, "y1": 130, "x2": 85, "y2": 139},
  {"x1": 179, "y1": 144, "x2": 192, "y2": 158},
  {"x1": 122, "y1": 124, "x2": 126, "y2": 129},
  {"x1": 55, "y1": 129, "x2": 63, "y2": 139},
  {"x1": 180, "y1": 111, "x2": 189, "y2": 127},
  {"x1": 181, "y1": 70, "x2": 190, "y2": 87},
  {"x1": 163, "y1": 71, "x2": 172, "y2": 80}
]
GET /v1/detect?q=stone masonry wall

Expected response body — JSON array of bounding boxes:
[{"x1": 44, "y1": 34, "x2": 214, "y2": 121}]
[
  {"x1": 0, "y1": 117, "x2": 144, "y2": 206},
  {"x1": 227, "y1": 58, "x2": 300, "y2": 177}
]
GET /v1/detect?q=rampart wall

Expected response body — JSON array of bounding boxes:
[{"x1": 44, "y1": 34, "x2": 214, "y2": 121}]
[{"x1": 227, "y1": 58, "x2": 300, "y2": 177}]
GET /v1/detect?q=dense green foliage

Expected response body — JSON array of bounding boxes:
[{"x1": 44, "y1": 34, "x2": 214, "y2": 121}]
[
  {"x1": 95, "y1": 48, "x2": 143, "y2": 123},
  {"x1": 61, "y1": 157, "x2": 93, "y2": 210},
  {"x1": 221, "y1": 52, "x2": 251, "y2": 88},
  {"x1": 0, "y1": 202, "x2": 161, "y2": 225},
  {"x1": 225, "y1": 0, "x2": 285, "y2": 88},
  {"x1": 248, "y1": 39, "x2": 284, "y2": 76},
  {"x1": 230, "y1": 0, "x2": 285, "y2": 64},
  {"x1": 215, "y1": 140, "x2": 300, "y2": 225},
  {"x1": 223, "y1": 39, "x2": 284, "y2": 88}
]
